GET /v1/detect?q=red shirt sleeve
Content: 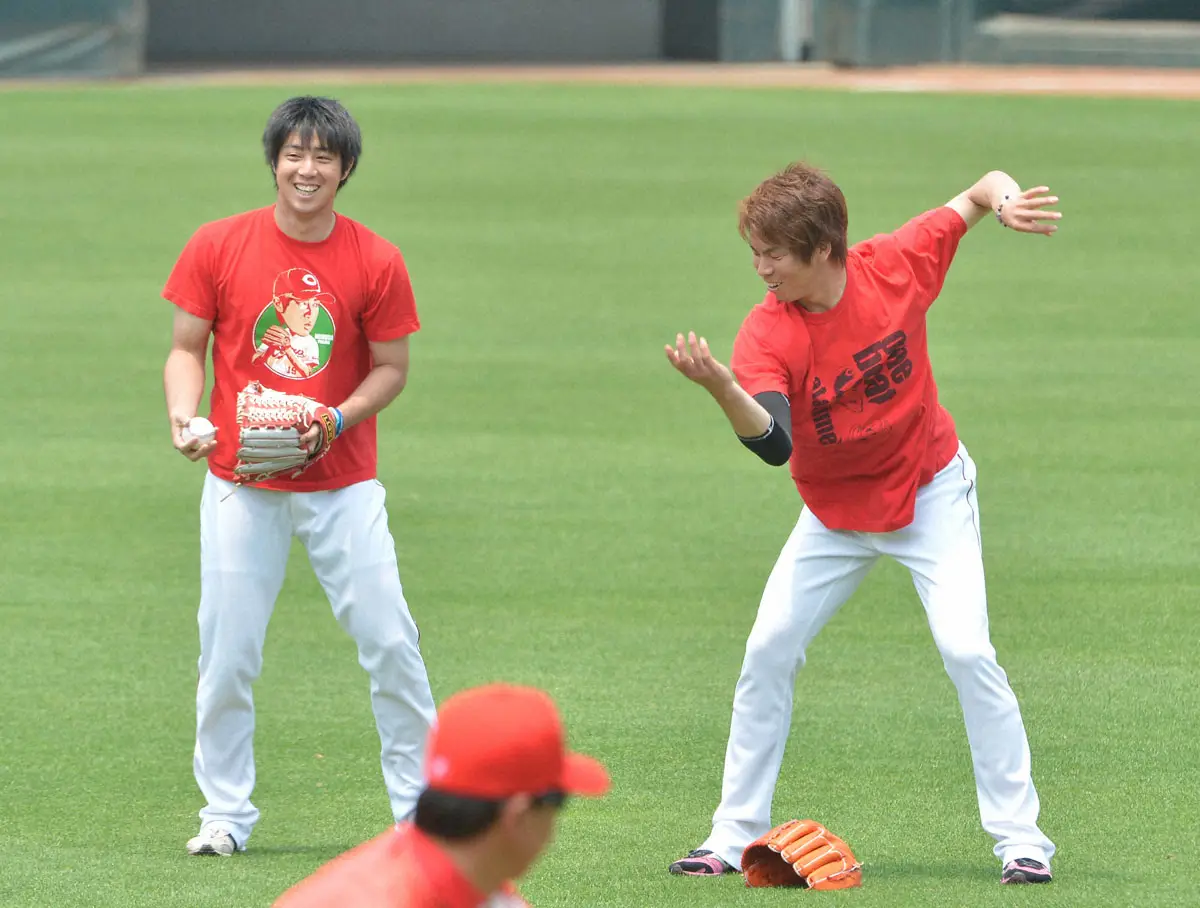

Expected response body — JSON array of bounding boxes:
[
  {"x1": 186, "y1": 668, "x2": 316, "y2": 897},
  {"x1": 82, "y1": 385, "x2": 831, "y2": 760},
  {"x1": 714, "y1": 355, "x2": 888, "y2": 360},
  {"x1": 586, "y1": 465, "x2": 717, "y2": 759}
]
[
  {"x1": 888, "y1": 207, "x2": 968, "y2": 311},
  {"x1": 362, "y1": 250, "x2": 420, "y2": 342},
  {"x1": 730, "y1": 308, "x2": 792, "y2": 398},
  {"x1": 162, "y1": 226, "x2": 218, "y2": 319}
]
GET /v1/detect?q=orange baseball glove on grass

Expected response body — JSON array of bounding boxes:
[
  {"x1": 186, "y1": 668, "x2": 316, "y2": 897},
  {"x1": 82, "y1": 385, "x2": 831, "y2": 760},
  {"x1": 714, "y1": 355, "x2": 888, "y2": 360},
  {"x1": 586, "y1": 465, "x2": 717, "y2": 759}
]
[{"x1": 741, "y1": 820, "x2": 862, "y2": 890}]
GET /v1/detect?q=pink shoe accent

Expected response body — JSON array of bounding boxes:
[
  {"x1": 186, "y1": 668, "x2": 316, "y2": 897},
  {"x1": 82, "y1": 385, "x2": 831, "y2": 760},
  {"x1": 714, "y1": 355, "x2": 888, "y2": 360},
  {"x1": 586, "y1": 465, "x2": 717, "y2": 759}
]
[{"x1": 670, "y1": 851, "x2": 735, "y2": 876}]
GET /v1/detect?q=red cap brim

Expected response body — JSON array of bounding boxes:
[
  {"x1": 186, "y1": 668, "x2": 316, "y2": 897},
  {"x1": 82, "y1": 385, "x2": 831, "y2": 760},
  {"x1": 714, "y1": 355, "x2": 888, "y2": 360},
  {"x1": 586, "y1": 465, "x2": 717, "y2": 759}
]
[{"x1": 561, "y1": 752, "x2": 610, "y2": 797}]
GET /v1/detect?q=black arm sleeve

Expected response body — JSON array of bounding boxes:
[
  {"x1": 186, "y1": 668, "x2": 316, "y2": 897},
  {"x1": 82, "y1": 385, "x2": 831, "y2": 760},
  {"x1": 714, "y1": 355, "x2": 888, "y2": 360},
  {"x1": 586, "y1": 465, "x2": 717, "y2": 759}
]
[{"x1": 737, "y1": 391, "x2": 793, "y2": 466}]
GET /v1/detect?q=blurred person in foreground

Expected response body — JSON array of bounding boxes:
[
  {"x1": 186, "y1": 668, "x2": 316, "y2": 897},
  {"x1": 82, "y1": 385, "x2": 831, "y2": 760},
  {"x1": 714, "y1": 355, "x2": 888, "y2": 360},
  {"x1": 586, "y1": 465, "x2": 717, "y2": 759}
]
[{"x1": 274, "y1": 683, "x2": 611, "y2": 907}]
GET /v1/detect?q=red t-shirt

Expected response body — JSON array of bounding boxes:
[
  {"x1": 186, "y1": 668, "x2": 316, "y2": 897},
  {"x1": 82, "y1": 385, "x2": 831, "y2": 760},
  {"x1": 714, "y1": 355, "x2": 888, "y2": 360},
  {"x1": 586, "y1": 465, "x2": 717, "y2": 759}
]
[
  {"x1": 731, "y1": 206, "x2": 968, "y2": 533},
  {"x1": 163, "y1": 206, "x2": 420, "y2": 492},
  {"x1": 273, "y1": 824, "x2": 531, "y2": 908}
]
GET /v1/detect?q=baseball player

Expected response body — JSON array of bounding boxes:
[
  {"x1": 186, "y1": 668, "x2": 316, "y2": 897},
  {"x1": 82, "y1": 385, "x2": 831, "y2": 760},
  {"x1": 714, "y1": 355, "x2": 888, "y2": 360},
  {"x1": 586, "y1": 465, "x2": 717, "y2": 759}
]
[
  {"x1": 664, "y1": 163, "x2": 1060, "y2": 885},
  {"x1": 272, "y1": 684, "x2": 611, "y2": 907},
  {"x1": 162, "y1": 96, "x2": 437, "y2": 856}
]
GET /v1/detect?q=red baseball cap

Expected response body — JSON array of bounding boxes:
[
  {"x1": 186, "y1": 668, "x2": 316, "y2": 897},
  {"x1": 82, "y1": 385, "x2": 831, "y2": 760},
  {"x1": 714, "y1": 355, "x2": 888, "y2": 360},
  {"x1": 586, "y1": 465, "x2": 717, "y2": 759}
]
[
  {"x1": 272, "y1": 268, "x2": 334, "y2": 303},
  {"x1": 424, "y1": 684, "x2": 610, "y2": 800}
]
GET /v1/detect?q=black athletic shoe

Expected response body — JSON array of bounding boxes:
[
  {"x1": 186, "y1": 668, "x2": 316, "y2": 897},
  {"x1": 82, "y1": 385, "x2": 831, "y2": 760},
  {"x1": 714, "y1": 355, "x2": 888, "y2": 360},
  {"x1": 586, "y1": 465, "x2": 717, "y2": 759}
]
[
  {"x1": 668, "y1": 849, "x2": 737, "y2": 876},
  {"x1": 1001, "y1": 858, "x2": 1052, "y2": 884}
]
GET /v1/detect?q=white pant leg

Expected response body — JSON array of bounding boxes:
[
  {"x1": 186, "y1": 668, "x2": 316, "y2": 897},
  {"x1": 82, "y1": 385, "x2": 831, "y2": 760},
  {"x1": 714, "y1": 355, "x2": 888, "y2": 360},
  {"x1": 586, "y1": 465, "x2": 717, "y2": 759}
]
[
  {"x1": 196, "y1": 472, "x2": 293, "y2": 847},
  {"x1": 877, "y1": 444, "x2": 1055, "y2": 866},
  {"x1": 293, "y1": 479, "x2": 436, "y2": 823},
  {"x1": 702, "y1": 509, "x2": 877, "y2": 867}
]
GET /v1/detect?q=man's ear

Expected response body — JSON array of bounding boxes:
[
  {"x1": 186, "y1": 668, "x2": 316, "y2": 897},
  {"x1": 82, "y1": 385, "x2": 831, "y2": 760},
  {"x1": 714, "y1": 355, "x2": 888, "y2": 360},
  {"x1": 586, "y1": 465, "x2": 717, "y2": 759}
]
[
  {"x1": 816, "y1": 243, "x2": 832, "y2": 263},
  {"x1": 341, "y1": 157, "x2": 356, "y2": 182},
  {"x1": 499, "y1": 794, "x2": 533, "y2": 824},
  {"x1": 494, "y1": 794, "x2": 538, "y2": 833}
]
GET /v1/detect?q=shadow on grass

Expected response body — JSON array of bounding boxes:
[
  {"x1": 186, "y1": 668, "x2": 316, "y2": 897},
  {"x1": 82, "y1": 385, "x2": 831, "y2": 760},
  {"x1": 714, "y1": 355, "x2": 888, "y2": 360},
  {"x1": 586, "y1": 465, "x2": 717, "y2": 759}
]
[
  {"x1": 862, "y1": 859, "x2": 997, "y2": 884},
  {"x1": 662, "y1": 861, "x2": 1004, "y2": 888},
  {"x1": 242, "y1": 844, "x2": 357, "y2": 860}
]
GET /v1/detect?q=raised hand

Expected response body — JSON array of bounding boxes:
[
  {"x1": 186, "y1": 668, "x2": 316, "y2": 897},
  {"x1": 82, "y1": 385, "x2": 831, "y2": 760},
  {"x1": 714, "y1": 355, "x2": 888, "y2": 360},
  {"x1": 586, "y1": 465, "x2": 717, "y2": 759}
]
[
  {"x1": 664, "y1": 331, "x2": 735, "y2": 394},
  {"x1": 999, "y1": 186, "x2": 1062, "y2": 236}
]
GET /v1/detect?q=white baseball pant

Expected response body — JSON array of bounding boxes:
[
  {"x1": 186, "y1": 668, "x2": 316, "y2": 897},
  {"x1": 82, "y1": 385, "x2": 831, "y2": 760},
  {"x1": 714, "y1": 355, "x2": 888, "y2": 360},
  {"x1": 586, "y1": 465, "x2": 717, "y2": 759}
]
[
  {"x1": 700, "y1": 443, "x2": 1055, "y2": 869},
  {"x1": 194, "y1": 472, "x2": 436, "y2": 847}
]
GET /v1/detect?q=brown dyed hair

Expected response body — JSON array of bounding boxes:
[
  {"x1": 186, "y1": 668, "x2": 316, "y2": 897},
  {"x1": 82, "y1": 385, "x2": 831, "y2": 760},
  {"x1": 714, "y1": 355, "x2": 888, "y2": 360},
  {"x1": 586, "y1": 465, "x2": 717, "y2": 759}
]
[{"x1": 738, "y1": 162, "x2": 849, "y2": 265}]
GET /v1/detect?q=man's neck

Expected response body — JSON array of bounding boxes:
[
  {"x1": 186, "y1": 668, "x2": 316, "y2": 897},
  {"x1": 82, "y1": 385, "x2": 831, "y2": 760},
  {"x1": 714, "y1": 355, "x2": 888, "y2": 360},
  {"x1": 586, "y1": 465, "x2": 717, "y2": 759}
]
[
  {"x1": 274, "y1": 204, "x2": 337, "y2": 243},
  {"x1": 437, "y1": 836, "x2": 511, "y2": 898},
  {"x1": 793, "y1": 265, "x2": 848, "y2": 314}
]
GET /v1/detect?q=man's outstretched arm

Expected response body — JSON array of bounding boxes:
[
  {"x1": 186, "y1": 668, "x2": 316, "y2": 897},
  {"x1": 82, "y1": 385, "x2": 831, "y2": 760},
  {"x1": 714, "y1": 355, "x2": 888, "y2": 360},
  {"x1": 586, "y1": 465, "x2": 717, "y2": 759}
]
[
  {"x1": 664, "y1": 331, "x2": 792, "y2": 466},
  {"x1": 945, "y1": 171, "x2": 1062, "y2": 235}
]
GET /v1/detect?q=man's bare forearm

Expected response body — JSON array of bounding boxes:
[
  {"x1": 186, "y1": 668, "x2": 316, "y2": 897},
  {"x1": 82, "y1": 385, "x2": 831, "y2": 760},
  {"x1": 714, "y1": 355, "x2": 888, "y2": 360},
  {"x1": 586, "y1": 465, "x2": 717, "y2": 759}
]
[
  {"x1": 947, "y1": 171, "x2": 1024, "y2": 229},
  {"x1": 164, "y1": 348, "x2": 207, "y2": 426},
  {"x1": 709, "y1": 380, "x2": 773, "y2": 438},
  {"x1": 967, "y1": 171, "x2": 1023, "y2": 215},
  {"x1": 945, "y1": 170, "x2": 1022, "y2": 227},
  {"x1": 337, "y1": 364, "x2": 407, "y2": 430}
]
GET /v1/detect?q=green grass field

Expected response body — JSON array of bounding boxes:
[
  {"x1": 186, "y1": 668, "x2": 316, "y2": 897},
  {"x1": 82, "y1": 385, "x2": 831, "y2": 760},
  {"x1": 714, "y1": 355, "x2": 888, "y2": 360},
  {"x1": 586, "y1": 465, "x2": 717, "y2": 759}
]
[{"x1": 1, "y1": 78, "x2": 1198, "y2": 907}]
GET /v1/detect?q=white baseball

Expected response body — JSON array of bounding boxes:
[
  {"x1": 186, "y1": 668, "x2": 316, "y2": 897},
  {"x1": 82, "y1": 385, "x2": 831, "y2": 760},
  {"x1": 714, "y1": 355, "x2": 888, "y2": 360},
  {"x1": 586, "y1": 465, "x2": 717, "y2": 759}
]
[{"x1": 182, "y1": 416, "x2": 216, "y2": 444}]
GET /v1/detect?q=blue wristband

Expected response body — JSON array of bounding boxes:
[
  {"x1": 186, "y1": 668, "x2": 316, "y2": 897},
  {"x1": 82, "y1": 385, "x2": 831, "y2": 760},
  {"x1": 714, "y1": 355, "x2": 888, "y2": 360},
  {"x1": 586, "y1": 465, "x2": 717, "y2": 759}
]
[{"x1": 332, "y1": 407, "x2": 344, "y2": 438}]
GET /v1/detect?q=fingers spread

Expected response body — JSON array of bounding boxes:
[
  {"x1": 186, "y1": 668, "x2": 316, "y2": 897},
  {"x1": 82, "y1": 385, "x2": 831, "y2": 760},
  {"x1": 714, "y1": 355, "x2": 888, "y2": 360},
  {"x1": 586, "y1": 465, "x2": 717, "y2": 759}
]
[
  {"x1": 676, "y1": 332, "x2": 692, "y2": 362},
  {"x1": 666, "y1": 335, "x2": 688, "y2": 370},
  {"x1": 1024, "y1": 195, "x2": 1059, "y2": 210}
]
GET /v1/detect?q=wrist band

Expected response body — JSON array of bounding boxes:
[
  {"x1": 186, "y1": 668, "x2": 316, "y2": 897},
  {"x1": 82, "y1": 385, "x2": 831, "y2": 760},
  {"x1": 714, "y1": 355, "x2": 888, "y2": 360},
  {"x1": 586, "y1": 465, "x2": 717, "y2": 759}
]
[
  {"x1": 332, "y1": 407, "x2": 344, "y2": 437},
  {"x1": 995, "y1": 194, "x2": 1012, "y2": 227}
]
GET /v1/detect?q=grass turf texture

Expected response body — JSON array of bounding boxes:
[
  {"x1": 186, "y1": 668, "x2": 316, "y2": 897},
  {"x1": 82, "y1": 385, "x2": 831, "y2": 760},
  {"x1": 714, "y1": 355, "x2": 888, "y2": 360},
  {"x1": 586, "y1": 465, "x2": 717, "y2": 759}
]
[{"x1": 1, "y1": 80, "x2": 1197, "y2": 907}]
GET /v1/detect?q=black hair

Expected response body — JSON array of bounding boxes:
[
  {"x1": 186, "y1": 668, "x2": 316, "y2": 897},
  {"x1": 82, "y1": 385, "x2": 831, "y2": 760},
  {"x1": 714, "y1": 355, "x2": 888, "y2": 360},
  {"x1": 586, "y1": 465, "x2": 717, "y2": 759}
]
[
  {"x1": 413, "y1": 789, "x2": 568, "y2": 840},
  {"x1": 414, "y1": 789, "x2": 502, "y2": 840},
  {"x1": 262, "y1": 96, "x2": 362, "y2": 190}
]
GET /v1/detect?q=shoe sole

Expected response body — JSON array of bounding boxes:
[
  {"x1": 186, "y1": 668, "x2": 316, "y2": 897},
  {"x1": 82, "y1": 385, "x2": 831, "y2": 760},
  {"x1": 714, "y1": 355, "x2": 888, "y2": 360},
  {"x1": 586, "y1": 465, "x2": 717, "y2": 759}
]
[
  {"x1": 1002, "y1": 872, "x2": 1051, "y2": 884},
  {"x1": 187, "y1": 843, "x2": 235, "y2": 857},
  {"x1": 669, "y1": 864, "x2": 737, "y2": 876}
]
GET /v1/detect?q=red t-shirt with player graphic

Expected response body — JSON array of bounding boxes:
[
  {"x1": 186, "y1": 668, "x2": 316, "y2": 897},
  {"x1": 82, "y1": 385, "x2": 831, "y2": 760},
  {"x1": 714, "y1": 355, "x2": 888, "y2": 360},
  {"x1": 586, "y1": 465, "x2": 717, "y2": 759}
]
[
  {"x1": 731, "y1": 206, "x2": 968, "y2": 533},
  {"x1": 272, "y1": 824, "x2": 531, "y2": 908},
  {"x1": 163, "y1": 206, "x2": 419, "y2": 492}
]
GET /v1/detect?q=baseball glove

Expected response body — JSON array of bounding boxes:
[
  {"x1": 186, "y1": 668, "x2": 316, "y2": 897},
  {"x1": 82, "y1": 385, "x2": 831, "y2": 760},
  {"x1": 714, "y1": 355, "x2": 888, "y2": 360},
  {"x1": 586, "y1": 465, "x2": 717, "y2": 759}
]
[
  {"x1": 741, "y1": 819, "x2": 862, "y2": 890},
  {"x1": 233, "y1": 381, "x2": 340, "y2": 483}
]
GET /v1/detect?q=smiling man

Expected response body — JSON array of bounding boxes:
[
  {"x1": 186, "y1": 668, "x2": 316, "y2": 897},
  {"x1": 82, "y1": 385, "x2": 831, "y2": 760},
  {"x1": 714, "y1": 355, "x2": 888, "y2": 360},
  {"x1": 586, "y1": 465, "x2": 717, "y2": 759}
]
[
  {"x1": 162, "y1": 96, "x2": 437, "y2": 857},
  {"x1": 664, "y1": 162, "x2": 1061, "y2": 885}
]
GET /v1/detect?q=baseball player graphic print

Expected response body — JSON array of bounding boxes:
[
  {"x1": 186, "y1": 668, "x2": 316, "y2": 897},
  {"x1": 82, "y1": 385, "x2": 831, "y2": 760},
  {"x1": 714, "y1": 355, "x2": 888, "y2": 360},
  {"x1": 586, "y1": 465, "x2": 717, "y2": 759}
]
[
  {"x1": 252, "y1": 268, "x2": 335, "y2": 379},
  {"x1": 163, "y1": 96, "x2": 437, "y2": 858},
  {"x1": 664, "y1": 163, "x2": 1061, "y2": 886}
]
